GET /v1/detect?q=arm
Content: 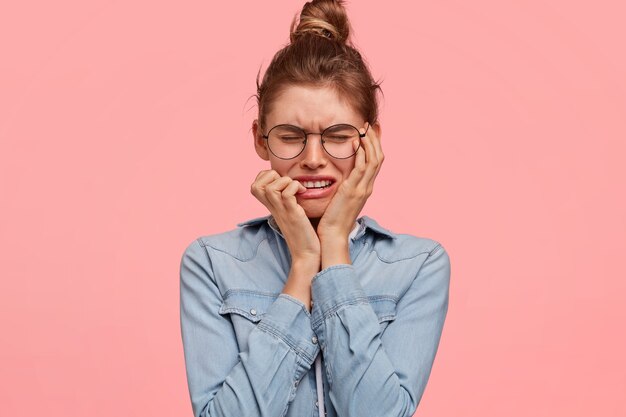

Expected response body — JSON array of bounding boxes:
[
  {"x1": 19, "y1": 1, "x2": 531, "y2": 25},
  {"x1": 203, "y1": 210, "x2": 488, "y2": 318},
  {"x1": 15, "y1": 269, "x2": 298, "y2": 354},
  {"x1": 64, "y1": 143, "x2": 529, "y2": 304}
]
[
  {"x1": 180, "y1": 239, "x2": 319, "y2": 417},
  {"x1": 310, "y1": 243, "x2": 451, "y2": 417}
]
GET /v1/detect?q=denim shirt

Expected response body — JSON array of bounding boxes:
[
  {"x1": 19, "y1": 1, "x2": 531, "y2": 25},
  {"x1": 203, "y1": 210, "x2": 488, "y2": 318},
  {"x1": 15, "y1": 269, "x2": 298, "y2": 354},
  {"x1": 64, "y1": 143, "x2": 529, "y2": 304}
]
[{"x1": 179, "y1": 215, "x2": 451, "y2": 417}]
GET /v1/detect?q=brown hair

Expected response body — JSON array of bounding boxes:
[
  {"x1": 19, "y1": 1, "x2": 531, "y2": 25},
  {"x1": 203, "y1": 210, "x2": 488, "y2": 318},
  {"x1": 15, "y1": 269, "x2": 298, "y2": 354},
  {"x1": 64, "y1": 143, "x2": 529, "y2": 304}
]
[{"x1": 255, "y1": 0, "x2": 383, "y2": 132}]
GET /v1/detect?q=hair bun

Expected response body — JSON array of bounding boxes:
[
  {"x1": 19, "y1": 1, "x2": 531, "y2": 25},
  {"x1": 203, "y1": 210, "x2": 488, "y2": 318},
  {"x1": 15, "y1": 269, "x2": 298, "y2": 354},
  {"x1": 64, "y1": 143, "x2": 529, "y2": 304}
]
[{"x1": 290, "y1": 0, "x2": 351, "y2": 44}]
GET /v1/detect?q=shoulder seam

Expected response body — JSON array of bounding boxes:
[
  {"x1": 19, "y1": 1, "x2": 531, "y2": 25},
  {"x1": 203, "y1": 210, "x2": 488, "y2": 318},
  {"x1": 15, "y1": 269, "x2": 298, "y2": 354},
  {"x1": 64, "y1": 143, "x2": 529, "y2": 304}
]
[
  {"x1": 373, "y1": 248, "x2": 432, "y2": 264},
  {"x1": 372, "y1": 235, "x2": 439, "y2": 263},
  {"x1": 428, "y1": 242, "x2": 444, "y2": 258},
  {"x1": 199, "y1": 235, "x2": 268, "y2": 262},
  {"x1": 195, "y1": 238, "x2": 213, "y2": 267}
]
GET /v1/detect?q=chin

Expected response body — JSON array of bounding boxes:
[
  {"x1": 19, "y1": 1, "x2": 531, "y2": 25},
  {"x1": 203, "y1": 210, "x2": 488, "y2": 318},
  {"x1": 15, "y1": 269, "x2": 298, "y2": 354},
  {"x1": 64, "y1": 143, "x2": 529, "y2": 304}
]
[
  {"x1": 300, "y1": 202, "x2": 328, "y2": 220},
  {"x1": 304, "y1": 209, "x2": 326, "y2": 220}
]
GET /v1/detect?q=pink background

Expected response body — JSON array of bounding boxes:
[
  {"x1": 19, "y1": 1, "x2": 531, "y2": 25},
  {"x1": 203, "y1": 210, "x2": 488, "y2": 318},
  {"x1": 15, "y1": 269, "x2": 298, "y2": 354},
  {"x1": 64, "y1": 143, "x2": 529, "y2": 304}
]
[{"x1": 1, "y1": 1, "x2": 625, "y2": 416}]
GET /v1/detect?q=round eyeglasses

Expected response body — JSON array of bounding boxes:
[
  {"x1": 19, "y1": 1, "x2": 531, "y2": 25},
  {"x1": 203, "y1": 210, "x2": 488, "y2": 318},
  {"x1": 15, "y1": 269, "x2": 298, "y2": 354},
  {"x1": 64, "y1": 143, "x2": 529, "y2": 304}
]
[{"x1": 261, "y1": 123, "x2": 370, "y2": 160}]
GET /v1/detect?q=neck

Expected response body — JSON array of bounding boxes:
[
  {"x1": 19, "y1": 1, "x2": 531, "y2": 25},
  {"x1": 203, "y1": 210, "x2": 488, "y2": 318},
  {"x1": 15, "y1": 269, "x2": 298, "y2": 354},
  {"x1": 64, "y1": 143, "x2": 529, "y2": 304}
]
[{"x1": 309, "y1": 217, "x2": 320, "y2": 231}]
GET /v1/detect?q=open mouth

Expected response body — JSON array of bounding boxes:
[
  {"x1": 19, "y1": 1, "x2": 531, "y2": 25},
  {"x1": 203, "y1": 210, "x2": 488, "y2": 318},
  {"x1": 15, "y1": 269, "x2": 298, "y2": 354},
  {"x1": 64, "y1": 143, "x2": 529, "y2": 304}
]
[{"x1": 299, "y1": 180, "x2": 333, "y2": 189}]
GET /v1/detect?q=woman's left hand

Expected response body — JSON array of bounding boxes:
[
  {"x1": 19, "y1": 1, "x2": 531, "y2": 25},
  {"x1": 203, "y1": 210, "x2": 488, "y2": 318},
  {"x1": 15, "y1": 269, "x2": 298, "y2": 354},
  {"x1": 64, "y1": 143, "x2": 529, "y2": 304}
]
[{"x1": 317, "y1": 122, "x2": 384, "y2": 248}]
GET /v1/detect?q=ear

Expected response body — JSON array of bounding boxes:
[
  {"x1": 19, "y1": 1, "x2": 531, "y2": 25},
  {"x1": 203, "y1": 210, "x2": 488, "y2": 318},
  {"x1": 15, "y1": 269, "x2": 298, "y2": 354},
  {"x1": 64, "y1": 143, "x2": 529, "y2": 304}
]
[
  {"x1": 252, "y1": 119, "x2": 270, "y2": 161},
  {"x1": 371, "y1": 121, "x2": 382, "y2": 140}
]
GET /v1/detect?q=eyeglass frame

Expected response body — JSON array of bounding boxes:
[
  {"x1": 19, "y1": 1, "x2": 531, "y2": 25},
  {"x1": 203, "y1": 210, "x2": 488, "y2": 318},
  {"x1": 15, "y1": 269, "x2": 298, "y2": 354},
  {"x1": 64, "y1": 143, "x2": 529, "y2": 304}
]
[{"x1": 261, "y1": 122, "x2": 370, "y2": 160}]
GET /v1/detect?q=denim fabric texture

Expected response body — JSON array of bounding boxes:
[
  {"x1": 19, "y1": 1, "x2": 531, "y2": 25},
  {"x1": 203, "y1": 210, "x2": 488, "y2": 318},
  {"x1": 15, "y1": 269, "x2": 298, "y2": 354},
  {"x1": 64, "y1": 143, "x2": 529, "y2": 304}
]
[{"x1": 179, "y1": 215, "x2": 451, "y2": 417}]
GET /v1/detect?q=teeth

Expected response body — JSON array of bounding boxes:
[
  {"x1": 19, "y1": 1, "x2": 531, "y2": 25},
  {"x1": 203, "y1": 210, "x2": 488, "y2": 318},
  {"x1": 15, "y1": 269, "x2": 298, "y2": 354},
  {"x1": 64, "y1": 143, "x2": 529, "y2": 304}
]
[{"x1": 301, "y1": 180, "x2": 332, "y2": 189}]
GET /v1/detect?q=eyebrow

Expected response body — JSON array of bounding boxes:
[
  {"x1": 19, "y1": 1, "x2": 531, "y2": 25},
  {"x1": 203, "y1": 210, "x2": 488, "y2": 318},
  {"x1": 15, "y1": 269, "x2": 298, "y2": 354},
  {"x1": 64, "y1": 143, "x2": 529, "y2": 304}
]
[{"x1": 276, "y1": 122, "x2": 355, "y2": 131}]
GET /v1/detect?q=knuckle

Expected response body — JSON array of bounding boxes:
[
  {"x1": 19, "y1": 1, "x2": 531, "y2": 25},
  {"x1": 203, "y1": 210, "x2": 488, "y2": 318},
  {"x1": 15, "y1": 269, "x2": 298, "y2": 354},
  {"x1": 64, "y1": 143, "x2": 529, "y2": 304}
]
[
  {"x1": 266, "y1": 193, "x2": 280, "y2": 204},
  {"x1": 349, "y1": 188, "x2": 362, "y2": 199},
  {"x1": 265, "y1": 181, "x2": 279, "y2": 191}
]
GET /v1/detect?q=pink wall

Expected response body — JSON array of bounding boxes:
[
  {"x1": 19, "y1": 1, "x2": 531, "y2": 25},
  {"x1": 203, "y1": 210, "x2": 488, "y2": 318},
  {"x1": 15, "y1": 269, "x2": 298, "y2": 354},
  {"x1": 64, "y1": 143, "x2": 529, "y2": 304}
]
[{"x1": 1, "y1": 1, "x2": 625, "y2": 416}]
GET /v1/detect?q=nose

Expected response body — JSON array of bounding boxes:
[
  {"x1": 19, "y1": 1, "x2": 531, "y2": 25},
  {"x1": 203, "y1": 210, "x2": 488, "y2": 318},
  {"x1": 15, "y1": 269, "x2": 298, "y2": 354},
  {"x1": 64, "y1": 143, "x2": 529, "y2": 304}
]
[{"x1": 299, "y1": 134, "x2": 327, "y2": 169}]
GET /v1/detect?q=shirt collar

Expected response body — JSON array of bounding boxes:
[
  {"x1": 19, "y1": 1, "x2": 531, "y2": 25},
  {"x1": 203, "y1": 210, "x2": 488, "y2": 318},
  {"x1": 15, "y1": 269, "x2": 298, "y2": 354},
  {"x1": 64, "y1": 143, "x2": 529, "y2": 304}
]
[
  {"x1": 237, "y1": 215, "x2": 396, "y2": 240},
  {"x1": 236, "y1": 215, "x2": 273, "y2": 228},
  {"x1": 356, "y1": 216, "x2": 397, "y2": 240}
]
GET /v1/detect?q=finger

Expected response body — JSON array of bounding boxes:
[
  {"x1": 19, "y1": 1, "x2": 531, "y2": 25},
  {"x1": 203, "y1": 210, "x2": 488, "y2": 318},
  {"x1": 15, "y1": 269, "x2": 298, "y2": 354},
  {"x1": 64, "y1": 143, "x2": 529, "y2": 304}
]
[
  {"x1": 349, "y1": 135, "x2": 379, "y2": 198},
  {"x1": 281, "y1": 180, "x2": 305, "y2": 210},
  {"x1": 265, "y1": 176, "x2": 295, "y2": 206},
  {"x1": 340, "y1": 143, "x2": 365, "y2": 192},
  {"x1": 255, "y1": 169, "x2": 281, "y2": 187},
  {"x1": 282, "y1": 178, "x2": 304, "y2": 196},
  {"x1": 365, "y1": 123, "x2": 382, "y2": 166},
  {"x1": 358, "y1": 127, "x2": 382, "y2": 185},
  {"x1": 352, "y1": 138, "x2": 360, "y2": 155},
  {"x1": 351, "y1": 138, "x2": 367, "y2": 180},
  {"x1": 295, "y1": 181, "x2": 307, "y2": 194},
  {"x1": 253, "y1": 169, "x2": 270, "y2": 182},
  {"x1": 349, "y1": 133, "x2": 371, "y2": 186},
  {"x1": 251, "y1": 170, "x2": 280, "y2": 195},
  {"x1": 265, "y1": 176, "x2": 293, "y2": 192},
  {"x1": 251, "y1": 170, "x2": 281, "y2": 205},
  {"x1": 367, "y1": 124, "x2": 384, "y2": 172},
  {"x1": 361, "y1": 125, "x2": 379, "y2": 166}
]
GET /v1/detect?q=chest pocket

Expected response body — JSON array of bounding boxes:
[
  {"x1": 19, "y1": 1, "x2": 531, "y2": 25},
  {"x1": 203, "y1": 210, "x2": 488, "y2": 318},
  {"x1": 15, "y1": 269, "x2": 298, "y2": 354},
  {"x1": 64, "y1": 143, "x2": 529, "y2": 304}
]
[
  {"x1": 368, "y1": 296, "x2": 398, "y2": 334},
  {"x1": 219, "y1": 290, "x2": 278, "y2": 351}
]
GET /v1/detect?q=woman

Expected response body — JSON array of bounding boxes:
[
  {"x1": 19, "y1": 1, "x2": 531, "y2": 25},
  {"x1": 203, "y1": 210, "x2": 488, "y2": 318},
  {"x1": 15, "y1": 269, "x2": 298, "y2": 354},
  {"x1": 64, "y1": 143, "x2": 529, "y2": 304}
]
[{"x1": 179, "y1": 1, "x2": 451, "y2": 416}]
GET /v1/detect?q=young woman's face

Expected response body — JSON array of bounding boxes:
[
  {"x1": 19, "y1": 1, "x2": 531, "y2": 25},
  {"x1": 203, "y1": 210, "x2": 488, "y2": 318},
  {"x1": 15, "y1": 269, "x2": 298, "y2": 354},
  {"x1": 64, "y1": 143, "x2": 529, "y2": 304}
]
[{"x1": 253, "y1": 85, "x2": 368, "y2": 219}]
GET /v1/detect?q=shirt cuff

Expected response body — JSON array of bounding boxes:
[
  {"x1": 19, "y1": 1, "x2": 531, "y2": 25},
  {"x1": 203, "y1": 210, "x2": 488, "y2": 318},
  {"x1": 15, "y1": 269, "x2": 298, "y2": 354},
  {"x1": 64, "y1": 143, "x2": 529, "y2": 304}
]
[
  {"x1": 310, "y1": 264, "x2": 369, "y2": 330},
  {"x1": 257, "y1": 294, "x2": 320, "y2": 368}
]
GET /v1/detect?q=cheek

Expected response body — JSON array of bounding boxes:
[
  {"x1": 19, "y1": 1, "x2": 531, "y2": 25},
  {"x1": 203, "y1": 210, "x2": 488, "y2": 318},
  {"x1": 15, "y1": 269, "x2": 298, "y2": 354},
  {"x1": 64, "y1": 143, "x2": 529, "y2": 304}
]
[
  {"x1": 269, "y1": 158, "x2": 292, "y2": 177},
  {"x1": 336, "y1": 159, "x2": 356, "y2": 178}
]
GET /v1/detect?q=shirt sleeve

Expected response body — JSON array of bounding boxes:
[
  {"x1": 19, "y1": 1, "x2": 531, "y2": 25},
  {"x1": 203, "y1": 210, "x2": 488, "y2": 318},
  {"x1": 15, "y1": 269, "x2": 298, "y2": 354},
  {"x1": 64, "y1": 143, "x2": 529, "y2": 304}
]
[
  {"x1": 180, "y1": 238, "x2": 320, "y2": 417},
  {"x1": 310, "y1": 243, "x2": 451, "y2": 417}
]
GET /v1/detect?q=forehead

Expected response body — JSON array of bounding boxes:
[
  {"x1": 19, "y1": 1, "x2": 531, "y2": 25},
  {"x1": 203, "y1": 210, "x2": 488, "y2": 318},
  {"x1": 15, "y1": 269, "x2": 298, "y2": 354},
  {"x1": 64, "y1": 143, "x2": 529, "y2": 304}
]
[{"x1": 266, "y1": 85, "x2": 362, "y2": 128}]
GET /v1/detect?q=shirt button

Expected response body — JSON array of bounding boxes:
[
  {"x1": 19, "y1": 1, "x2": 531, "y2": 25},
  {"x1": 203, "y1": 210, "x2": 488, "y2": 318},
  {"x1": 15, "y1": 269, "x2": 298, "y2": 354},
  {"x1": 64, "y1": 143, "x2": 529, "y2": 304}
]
[
  {"x1": 315, "y1": 401, "x2": 319, "y2": 407},
  {"x1": 311, "y1": 336, "x2": 318, "y2": 344},
  {"x1": 250, "y1": 309, "x2": 257, "y2": 316}
]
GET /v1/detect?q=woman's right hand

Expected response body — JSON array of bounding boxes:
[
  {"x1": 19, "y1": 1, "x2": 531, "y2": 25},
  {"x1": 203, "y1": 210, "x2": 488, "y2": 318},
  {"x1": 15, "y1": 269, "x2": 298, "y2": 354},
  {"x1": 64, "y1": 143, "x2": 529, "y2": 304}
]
[{"x1": 250, "y1": 170, "x2": 321, "y2": 269}]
